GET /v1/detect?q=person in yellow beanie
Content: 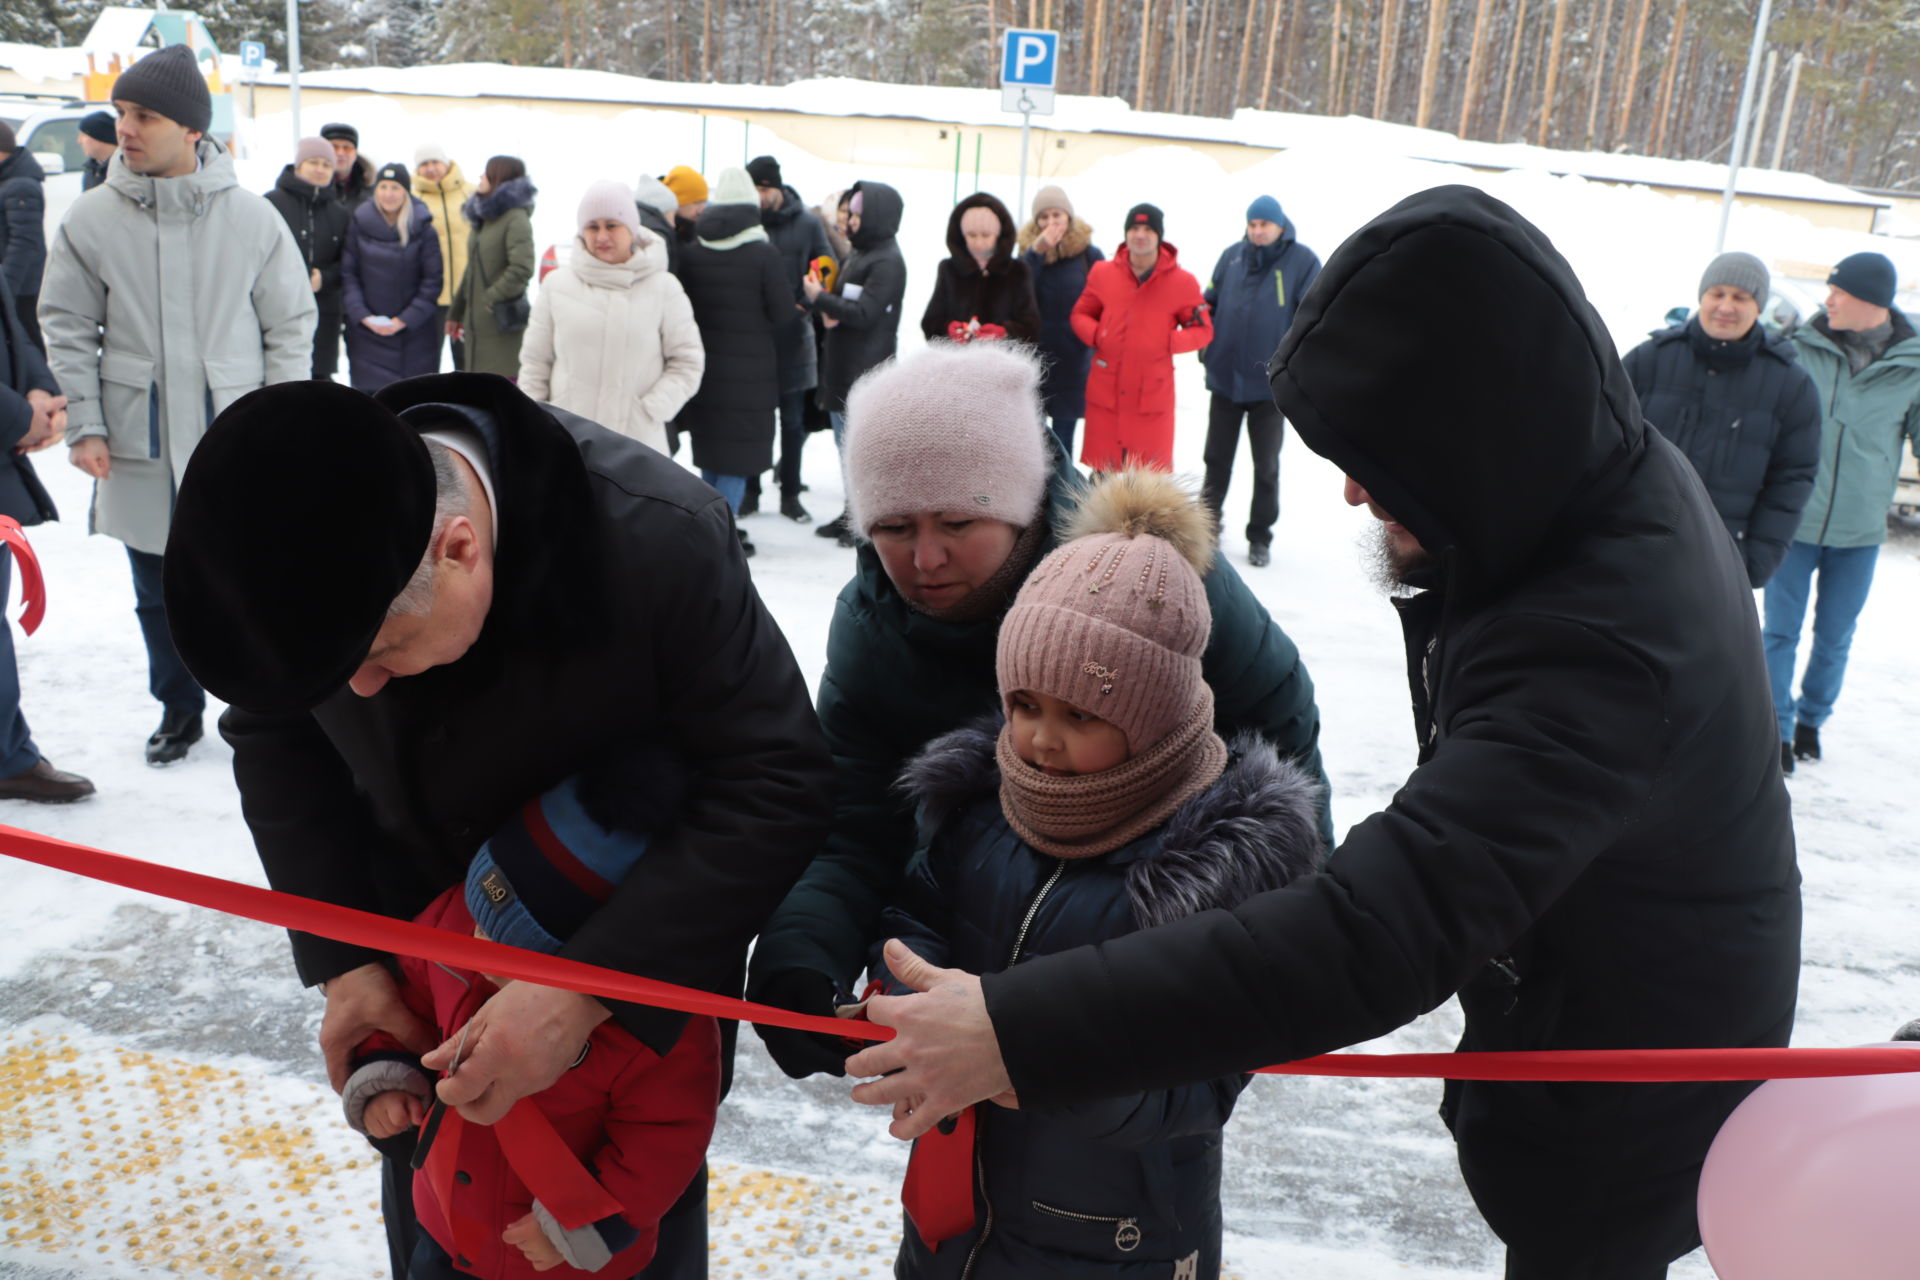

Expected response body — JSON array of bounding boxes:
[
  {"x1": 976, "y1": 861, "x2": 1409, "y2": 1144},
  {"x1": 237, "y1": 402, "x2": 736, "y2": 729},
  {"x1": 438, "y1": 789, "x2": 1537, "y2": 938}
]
[{"x1": 662, "y1": 166, "x2": 708, "y2": 249}]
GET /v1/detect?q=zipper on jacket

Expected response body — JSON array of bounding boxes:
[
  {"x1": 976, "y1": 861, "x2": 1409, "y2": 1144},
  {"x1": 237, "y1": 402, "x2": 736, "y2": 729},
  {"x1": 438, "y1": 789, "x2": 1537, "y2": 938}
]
[
  {"x1": 957, "y1": 1131, "x2": 995, "y2": 1280},
  {"x1": 1008, "y1": 860, "x2": 1066, "y2": 967},
  {"x1": 1031, "y1": 1200, "x2": 1143, "y2": 1252}
]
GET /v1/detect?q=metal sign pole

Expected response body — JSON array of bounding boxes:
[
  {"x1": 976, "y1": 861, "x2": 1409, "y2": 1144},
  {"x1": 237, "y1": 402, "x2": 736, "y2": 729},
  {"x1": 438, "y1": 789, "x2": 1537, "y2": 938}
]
[
  {"x1": 285, "y1": 0, "x2": 301, "y2": 151},
  {"x1": 1715, "y1": 0, "x2": 1775, "y2": 253},
  {"x1": 1018, "y1": 95, "x2": 1033, "y2": 217}
]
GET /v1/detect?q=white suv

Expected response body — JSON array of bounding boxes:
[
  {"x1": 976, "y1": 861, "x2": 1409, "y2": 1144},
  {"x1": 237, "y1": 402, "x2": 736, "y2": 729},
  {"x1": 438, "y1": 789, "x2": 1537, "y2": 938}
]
[{"x1": 0, "y1": 94, "x2": 94, "y2": 237}]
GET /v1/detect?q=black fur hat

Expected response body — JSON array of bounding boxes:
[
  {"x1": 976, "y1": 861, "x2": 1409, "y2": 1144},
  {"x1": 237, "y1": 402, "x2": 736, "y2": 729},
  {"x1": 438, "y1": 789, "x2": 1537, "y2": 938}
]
[{"x1": 164, "y1": 382, "x2": 436, "y2": 715}]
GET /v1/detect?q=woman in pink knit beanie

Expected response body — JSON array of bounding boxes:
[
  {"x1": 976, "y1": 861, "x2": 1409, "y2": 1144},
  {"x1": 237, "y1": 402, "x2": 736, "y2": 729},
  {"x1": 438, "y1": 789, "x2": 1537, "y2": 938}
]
[
  {"x1": 742, "y1": 345, "x2": 1332, "y2": 1087},
  {"x1": 847, "y1": 467, "x2": 1326, "y2": 1280}
]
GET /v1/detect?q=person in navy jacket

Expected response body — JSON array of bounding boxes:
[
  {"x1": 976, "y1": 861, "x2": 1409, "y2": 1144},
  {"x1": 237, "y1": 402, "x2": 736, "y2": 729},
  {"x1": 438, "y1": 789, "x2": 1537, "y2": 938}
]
[{"x1": 1199, "y1": 195, "x2": 1320, "y2": 567}]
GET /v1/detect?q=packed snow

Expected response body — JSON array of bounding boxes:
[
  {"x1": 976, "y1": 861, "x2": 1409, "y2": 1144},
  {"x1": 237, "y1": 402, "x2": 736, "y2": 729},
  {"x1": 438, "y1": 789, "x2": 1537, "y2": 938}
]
[{"x1": 2, "y1": 74, "x2": 1918, "y2": 1280}]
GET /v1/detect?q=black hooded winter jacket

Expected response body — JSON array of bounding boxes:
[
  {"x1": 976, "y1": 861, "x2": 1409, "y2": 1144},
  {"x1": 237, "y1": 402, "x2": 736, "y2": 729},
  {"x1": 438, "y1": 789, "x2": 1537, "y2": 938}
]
[
  {"x1": 811, "y1": 181, "x2": 906, "y2": 413},
  {"x1": 983, "y1": 186, "x2": 1802, "y2": 1270},
  {"x1": 883, "y1": 725, "x2": 1324, "y2": 1280},
  {"x1": 918, "y1": 192, "x2": 1041, "y2": 345}
]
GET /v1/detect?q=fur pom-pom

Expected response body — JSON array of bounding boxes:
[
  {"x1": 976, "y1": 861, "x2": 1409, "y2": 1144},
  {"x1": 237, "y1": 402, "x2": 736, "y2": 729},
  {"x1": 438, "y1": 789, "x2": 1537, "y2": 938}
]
[{"x1": 1060, "y1": 466, "x2": 1218, "y2": 573}]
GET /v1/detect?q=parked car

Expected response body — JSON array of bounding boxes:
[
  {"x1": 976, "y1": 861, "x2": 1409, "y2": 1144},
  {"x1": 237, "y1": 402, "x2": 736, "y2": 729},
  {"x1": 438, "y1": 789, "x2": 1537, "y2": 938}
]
[{"x1": 0, "y1": 94, "x2": 96, "y2": 238}]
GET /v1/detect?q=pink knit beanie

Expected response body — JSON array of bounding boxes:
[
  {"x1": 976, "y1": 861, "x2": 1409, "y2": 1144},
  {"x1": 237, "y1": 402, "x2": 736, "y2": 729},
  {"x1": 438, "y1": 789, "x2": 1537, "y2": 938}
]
[
  {"x1": 843, "y1": 343, "x2": 1052, "y2": 535},
  {"x1": 997, "y1": 470, "x2": 1218, "y2": 753},
  {"x1": 578, "y1": 179, "x2": 641, "y2": 235},
  {"x1": 295, "y1": 136, "x2": 335, "y2": 167}
]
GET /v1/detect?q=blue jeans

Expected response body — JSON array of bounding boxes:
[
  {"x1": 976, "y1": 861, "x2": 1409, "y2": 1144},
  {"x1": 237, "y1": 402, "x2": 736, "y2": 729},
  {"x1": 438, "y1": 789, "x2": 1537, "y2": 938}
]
[
  {"x1": 127, "y1": 547, "x2": 206, "y2": 714},
  {"x1": 1762, "y1": 539, "x2": 1880, "y2": 741},
  {"x1": 0, "y1": 549, "x2": 41, "y2": 776},
  {"x1": 700, "y1": 470, "x2": 747, "y2": 514},
  {"x1": 830, "y1": 410, "x2": 847, "y2": 450}
]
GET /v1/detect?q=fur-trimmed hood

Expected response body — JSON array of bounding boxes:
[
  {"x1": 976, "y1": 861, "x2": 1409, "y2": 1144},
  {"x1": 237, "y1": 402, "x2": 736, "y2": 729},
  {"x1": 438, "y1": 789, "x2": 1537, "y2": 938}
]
[
  {"x1": 1017, "y1": 213, "x2": 1095, "y2": 264},
  {"x1": 944, "y1": 191, "x2": 1018, "y2": 271},
  {"x1": 901, "y1": 717, "x2": 1325, "y2": 930},
  {"x1": 463, "y1": 176, "x2": 537, "y2": 227}
]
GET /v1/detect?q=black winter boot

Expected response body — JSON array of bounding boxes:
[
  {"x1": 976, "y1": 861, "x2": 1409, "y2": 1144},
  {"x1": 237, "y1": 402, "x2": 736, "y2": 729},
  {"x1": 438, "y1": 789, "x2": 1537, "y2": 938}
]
[
  {"x1": 1792, "y1": 722, "x2": 1820, "y2": 762},
  {"x1": 1780, "y1": 742, "x2": 1794, "y2": 775},
  {"x1": 780, "y1": 492, "x2": 812, "y2": 523},
  {"x1": 146, "y1": 709, "x2": 204, "y2": 766}
]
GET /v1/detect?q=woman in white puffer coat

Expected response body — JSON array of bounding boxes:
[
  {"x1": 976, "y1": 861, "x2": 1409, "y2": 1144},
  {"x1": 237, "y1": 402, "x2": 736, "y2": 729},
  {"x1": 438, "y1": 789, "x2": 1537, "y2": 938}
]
[{"x1": 520, "y1": 180, "x2": 704, "y2": 453}]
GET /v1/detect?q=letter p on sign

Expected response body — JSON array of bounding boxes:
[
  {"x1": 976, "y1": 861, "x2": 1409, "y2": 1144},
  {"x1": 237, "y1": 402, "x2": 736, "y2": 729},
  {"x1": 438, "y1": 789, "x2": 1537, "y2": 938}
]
[{"x1": 1001, "y1": 28, "x2": 1058, "y2": 88}]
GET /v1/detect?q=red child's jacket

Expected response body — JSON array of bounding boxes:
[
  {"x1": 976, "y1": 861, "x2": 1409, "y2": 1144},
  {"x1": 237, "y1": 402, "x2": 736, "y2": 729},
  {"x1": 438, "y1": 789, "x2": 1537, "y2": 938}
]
[
  {"x1": 1069, "y1": 241, "x2": 1213, "y2": 471},
  {"x1": 353, "y1": 888, "x2": 720, "y2": 1279}
]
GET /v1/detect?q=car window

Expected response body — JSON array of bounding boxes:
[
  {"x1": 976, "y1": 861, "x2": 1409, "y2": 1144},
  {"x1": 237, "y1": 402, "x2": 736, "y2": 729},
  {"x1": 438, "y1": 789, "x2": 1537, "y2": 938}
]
[{"x1": 24, "y1": 117, "x2": 84, "y2": 173}]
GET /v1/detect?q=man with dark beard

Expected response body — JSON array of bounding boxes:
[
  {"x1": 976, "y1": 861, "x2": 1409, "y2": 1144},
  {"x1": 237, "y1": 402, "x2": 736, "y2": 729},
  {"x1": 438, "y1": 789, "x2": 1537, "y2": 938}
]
[{"x1": 843, "y1": 185, "x2": 1802, "y2": 1280}]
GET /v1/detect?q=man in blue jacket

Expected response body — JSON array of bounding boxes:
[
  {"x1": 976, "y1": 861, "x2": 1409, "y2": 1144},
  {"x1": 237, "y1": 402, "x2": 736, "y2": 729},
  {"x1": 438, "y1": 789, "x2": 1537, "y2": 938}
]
[
  {"x1": 0, "y1": 122, "x2": 47, "y2": 353},
  {"x1": 1200, "y1": 195, "x2": 1320, "y2": 567}
]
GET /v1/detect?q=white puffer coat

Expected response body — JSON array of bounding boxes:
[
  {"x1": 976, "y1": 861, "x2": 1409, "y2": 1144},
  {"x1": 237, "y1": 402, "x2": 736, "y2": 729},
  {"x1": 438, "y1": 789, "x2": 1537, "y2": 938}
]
[{"x1": 518, "y1": 231, "x2": 703, "y2": 454}]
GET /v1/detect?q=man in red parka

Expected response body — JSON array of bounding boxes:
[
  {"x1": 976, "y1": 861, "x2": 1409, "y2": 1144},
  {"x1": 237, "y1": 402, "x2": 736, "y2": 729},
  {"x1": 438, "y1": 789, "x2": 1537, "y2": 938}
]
[{"x1": 1070, "y1": 203, "x2": 1213, "y2": 470}]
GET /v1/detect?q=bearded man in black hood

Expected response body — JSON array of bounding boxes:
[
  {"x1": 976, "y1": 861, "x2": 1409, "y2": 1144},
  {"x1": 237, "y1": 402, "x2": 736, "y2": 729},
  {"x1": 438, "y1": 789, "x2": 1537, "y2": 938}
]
[{"x1": 845, "y1": 185, "x2": 1802, "y2": 1280}]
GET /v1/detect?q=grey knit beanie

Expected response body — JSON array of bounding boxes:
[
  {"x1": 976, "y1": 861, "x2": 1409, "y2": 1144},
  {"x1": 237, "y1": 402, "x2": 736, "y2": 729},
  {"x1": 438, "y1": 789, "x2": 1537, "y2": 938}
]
[
  {"x1": 1699, "y1": 252, "x2": 1770, "y2": 305},
  {"x1": 110, "y1": 44, "x2": 212, "y2": 134}
]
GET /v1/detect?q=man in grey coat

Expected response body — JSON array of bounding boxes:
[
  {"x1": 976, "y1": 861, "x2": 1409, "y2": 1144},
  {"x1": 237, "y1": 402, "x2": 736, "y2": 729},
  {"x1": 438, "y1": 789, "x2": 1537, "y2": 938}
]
[{"x1": 38, "y1": 44, "x2": 316, "y2": 765}]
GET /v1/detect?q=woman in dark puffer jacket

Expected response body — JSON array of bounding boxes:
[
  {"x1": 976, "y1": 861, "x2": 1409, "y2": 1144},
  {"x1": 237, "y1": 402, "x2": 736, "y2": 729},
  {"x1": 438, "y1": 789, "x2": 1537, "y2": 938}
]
[{"x1": 342, "y1": 162, "x2": 444, "y2": 391}]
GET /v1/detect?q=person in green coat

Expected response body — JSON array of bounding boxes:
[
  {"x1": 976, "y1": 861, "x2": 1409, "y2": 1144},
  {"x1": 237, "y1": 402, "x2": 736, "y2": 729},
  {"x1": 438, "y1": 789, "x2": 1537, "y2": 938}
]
[
  {"x1": 745, "y1": 340, "x2": 1332, "y2": 1079},
  {"x1": 1764, "y1": 252, "x2": 1920, "y2": 771},
  {"x1": 448, "y1": 155, "x2": 535, "y2": 378}
]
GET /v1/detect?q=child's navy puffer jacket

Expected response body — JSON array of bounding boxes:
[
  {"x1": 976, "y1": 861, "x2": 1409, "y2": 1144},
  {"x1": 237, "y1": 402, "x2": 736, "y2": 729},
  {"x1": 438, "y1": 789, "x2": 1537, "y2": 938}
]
[{"x1": 878, "y1": 718, "x2": 1325, "y2": 1280}]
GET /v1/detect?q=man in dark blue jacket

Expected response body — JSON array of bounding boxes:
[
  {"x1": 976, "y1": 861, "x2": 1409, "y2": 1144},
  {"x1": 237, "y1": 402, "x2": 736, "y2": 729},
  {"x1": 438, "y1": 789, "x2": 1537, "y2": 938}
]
[
  {"x1": 0, "y1": 275, "x2": 93, "y2": 802},
  {"x1": 1621, "y1": 251, "x2": 1820, "y2": 590},
  {"x1": 0, "y1": 123, "x2": 48, "y2": 353},
  {"x1": 1200, "y1": 196, "x2": 1320, "y2": 567}
]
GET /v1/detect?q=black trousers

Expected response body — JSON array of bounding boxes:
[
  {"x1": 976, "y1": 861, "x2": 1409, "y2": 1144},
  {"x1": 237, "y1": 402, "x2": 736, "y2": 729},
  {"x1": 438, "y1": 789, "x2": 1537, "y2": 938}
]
[
  {"x1": 1200, "y1": 392, "x2": 1285, "y2": 546},
  {"x1": 775, "y1": 390, "x2": 808, "y2": 497},
  {"x1": 312, "y1": 305, "x2": 341, "y2": 381},
  {"x1": 126, "y1": 548, "x2": 206, "y2": 714}
]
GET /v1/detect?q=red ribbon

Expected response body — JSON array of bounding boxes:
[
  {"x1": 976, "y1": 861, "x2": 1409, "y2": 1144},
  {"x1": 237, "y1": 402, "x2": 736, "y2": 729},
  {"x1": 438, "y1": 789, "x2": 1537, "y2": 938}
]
[
  {"x1": 0, "y1": 517, "x2": 46, "y2": 635},
  {"x1": 4, "y1": 823, "x2": 1918, "y2": 1084}
]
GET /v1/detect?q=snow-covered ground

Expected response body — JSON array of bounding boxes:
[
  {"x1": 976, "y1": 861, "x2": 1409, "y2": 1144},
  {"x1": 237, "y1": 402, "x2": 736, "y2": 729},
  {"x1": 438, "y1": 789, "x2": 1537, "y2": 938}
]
[{"x1": 2, "y1": 83, "x2": 1918, "y2": 1280}]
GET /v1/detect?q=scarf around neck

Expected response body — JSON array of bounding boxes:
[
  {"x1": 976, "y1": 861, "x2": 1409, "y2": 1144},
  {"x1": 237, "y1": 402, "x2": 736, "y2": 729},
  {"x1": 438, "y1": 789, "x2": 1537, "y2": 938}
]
[{"x1": 996, "y1": 691, "x2": 1228, "y2": 860}]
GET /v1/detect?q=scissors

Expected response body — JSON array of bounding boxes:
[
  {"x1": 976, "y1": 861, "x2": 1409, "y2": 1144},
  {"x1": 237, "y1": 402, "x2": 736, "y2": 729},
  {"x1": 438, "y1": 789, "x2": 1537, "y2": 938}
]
[{"x1": 409, "y1": 1019, "x2": 472, "y2": 1171}]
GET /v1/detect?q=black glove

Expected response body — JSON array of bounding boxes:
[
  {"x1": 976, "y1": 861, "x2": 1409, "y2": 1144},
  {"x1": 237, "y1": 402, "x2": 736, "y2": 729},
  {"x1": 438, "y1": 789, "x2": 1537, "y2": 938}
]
[{"x1": 751, "y1": 969, "x2": 853, "y2": 1079}]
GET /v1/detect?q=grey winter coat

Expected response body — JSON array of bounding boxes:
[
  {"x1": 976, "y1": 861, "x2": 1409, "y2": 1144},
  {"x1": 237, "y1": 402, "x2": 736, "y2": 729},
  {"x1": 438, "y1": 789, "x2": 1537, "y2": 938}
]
[
  {"x1": 881, "y1": 724, "x2": 1324, "y2": 1280},
  {"x1": 40, "y1": 139, "x2": 317, "y2": 554},
  {"x1": 1789, "y1": 310, "x2": 1920, "y2": 548}
]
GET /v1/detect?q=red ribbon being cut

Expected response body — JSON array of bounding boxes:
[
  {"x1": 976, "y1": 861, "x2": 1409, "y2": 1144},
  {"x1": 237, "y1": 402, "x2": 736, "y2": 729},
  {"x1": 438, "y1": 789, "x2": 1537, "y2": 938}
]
[{"x1": 3, "y1": 823, "x2": 1915, "y2": 1084}]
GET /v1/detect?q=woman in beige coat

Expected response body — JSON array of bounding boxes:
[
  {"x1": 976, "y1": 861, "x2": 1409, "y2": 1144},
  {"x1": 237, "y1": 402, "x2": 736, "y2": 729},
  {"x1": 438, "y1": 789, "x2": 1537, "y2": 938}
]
[{"x1": 519, "y1": 181, "x2": 704, "y2": 454}]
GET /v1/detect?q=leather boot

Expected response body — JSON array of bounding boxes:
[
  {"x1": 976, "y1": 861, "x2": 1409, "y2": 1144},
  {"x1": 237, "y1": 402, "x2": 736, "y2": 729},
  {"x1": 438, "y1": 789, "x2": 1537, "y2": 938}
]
[
  {"x1": 1792, "y1": 722, "x2": 1820, "y2": 762},
  {"x1": 146, "y1": 708, "x2": 204, "y2": 766},
  {"x1": 0, "y1": 758, "x2": 96, "y2": 803}
]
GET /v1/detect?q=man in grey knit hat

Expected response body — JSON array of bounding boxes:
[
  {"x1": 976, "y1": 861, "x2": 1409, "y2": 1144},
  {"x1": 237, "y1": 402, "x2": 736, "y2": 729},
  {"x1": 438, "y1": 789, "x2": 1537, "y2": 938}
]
[
  {"x1": 38, "y1": 42, "x2": 315, "y2": 766},
  {"x1": 1621, "y1": 250, "x2": 1820, "y2": 594}
]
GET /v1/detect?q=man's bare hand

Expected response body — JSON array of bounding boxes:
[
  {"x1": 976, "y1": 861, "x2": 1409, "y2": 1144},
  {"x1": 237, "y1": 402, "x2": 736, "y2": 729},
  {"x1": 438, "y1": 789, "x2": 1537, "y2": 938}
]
[
  {"x1": 421, "y1": 982, "x2": 610, "y2": 1125},
  {"x1": 845, "y1": 940, "x2": 1012, "y2": 1140},
  {"x1": 319, "y1": 962, "x2": 438, "y2": 1092},
  {"x1": 19, "y1": 391, "x2": 64, "y2": 453},
  {"x1": 68, "y1": 437, "x2": 111, "y2": 480}
]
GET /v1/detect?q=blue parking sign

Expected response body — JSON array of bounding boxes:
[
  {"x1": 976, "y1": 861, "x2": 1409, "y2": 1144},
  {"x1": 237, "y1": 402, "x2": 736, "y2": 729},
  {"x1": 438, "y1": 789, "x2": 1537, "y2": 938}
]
[
  {"x1": 240, "y1": 40, "x2": 265, "y2": 68},
  {"x1": 1001, "y1": 29, "x2": 1058, "y2": 89}
]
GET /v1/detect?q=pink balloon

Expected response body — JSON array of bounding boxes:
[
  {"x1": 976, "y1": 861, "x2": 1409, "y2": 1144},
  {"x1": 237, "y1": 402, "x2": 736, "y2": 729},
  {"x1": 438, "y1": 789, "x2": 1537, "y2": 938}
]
[{"x1": 1699, "y1": 1042, "x2": 1920, "y2": 1279}]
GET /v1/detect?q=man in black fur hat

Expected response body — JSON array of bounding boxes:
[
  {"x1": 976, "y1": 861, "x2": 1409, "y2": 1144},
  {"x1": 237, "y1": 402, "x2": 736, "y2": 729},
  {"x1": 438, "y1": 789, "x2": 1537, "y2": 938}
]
[
  {"x1": 844, "y1": 186, "x2": 1801, "y2": 1280},
  {"x1": 164, "y1": 372, "x2": 832, "y2": 1279}
]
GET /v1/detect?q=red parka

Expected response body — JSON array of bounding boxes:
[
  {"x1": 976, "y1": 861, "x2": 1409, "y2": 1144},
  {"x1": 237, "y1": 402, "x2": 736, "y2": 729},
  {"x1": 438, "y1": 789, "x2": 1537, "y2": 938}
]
[
  {"x1": 1069, "y1": 241, "x2": 1213, "y2": 470},
  {"x1": 359, "y1": 889, "x2": 720, "y2": 1279}
]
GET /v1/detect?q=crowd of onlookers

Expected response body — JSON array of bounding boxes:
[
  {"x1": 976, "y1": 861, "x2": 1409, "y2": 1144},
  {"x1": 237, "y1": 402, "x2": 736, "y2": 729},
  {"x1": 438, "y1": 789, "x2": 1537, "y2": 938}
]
[
  {"x1": 0, "y1": 45, "x2": 1915, "y2": 862},
  {"x1": 3, "y1": 42, "x2": 1920, "y2": 1280}
]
